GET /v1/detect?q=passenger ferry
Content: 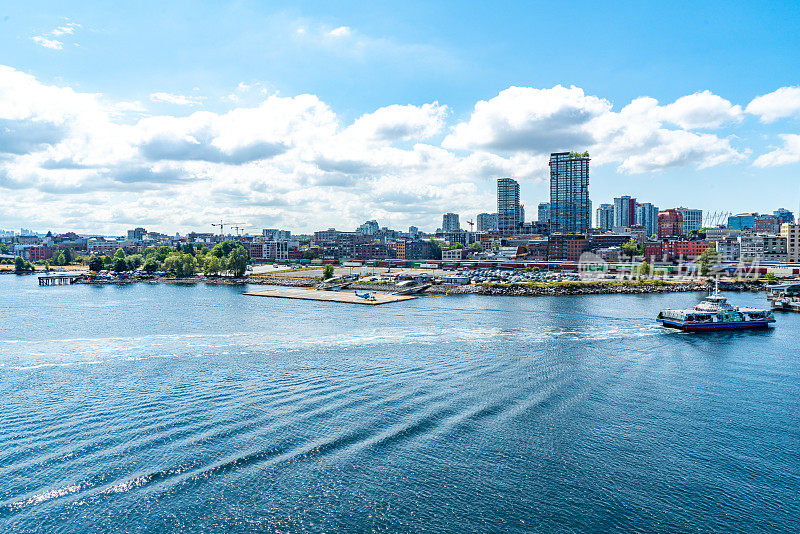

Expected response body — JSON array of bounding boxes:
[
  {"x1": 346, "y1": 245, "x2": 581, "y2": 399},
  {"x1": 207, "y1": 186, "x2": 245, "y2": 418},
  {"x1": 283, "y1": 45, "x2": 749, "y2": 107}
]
[{"x1": 657, "y1": 282, "x2": 776, "y2": 331}]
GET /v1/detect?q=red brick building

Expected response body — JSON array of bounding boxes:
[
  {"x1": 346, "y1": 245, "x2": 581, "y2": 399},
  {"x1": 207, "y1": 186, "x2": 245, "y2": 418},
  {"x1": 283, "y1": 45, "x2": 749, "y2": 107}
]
[
  {"x1": 658, "y1": 209, "x2": 684, "y2": 239},
  {"x1": 644, "y1": 240, "x2": 712, "y2": 262},
  {"x1": 25, "y1": 245, "x2": 54, "y2": 262},
  {"x1": 354, "y1": 243, "x2": 395, "y2": 261},
  {"x1": 387, "y1": 240, "x2": 406, "y2": 260},
  {"x1": 754, "y1": 215, "x2": 781, "y2": 235},
  {"x1": 547, "y1": 234, "x2": 590, "y2": 262}
]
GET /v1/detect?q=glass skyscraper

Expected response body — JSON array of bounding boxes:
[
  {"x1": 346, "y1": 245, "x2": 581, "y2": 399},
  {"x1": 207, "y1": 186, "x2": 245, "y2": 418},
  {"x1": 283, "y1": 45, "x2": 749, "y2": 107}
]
[
  {"x1": 442, "y1": 212, "x2": 460, "y2": 232},
  {"x1": 635, "y1": 202, "x2": 659, "y2": 237},
  {"x1": 537, "y1": 202, "x2": 550, "y2": 224},
  {"x1": 549, "y1": 152, "x2": 590, "y2": 234},
  {"x1": 613, "y1": 196, "x2": 636, "y2": 228},
  {"x1": 676, "y1": 207, "x2": 702, "y2": 235},
  {"x1": 596, "y1": 203, "x2": 614, "y2": 231},
  {"x1": 476, "y1": 212, "x2": 498, "y2": 232},
  {"x1": 497, "y1": 178, "x2": 521, "y2": 237}
]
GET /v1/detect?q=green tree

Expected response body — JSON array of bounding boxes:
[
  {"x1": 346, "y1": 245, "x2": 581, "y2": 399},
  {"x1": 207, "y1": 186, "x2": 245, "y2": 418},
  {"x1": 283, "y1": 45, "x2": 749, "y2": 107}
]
[
  {"x1": 55, "y1": 253, "x2": 66, "y2": 266},
  {"x1": 322, "y1": 264, "x2": 335, "y2": 280},
  {"x1": 113, "y1": 256, "x2": 128, "y2": 272},
  {"x1": 638, "y1": 261, "x2": 652, "y2": 277},
  {"x1": 1, "y1": 243, "x2": 10, "y2": 254},
  {"x1": 164, "y1": 253, "x2": 197, "y2": 277},
  {"x1": 88, "y1": 255, "x2": 104, "y2": 272},
  {"x1": 698, "y1": 246, "x2": 720, "y2": 276},
  {"x1": 44, "y1": 260, "x2": 51, "y2": 271},
  {"x1": 155, "y1": 246, "x2": 172, "y2": 262},
  {"x1": 62, "y1": 248, "x2": 72, "y2": 264},
  {"x1": 179, "y1": 254, "x2": 198, "y2": 276},
  {"x1": 126, "y1": 254, "x2": 144, "y2": 269},
  {"x1": 765, "y1": 272, "x2": 779, "y2": 285},
  {"x1": 227, "y1": 247, "x2": 249, "y2": 277},
  {"x1": 212, "y1": 240, "x2": 241, "y2": 258},
  {"x1": 142, "y1": 257, "x2": 159, "y2": 273},
  {"x1": 622, "y1": 239, "x2": 641, "y2": 260},
  {"x1": 203, "y1": 255, "x2": 225, "y2": 276},
  {"x1": 14, "y1": 256, "x2": 26, "y2": 272},
  {"x1": 114, "y1": 247, "x2": 126, "y2": 259},
  {"x1": 468, "y1": 242, "x2": 483, "y2": 253},
  {"x1": 303, "y1": 246, "x2": 320, "y2": 260}
]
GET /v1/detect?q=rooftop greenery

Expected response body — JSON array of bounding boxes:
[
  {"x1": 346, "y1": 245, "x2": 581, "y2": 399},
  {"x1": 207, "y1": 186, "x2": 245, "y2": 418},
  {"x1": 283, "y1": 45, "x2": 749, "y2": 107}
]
[{"x1": 568, "y1": 151, "x2": 590, "y2": 158}]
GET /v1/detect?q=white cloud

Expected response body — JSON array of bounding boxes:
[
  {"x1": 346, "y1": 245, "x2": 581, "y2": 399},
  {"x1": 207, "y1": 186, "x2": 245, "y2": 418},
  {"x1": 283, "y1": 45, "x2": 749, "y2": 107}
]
[
  {"x1": 32, "y1": 21, "x2": 81, "y2": 50},
  {"x1": 328, "y1": 26, "x2": 351, "y2": 37},
  {"x1": 445, "y1": 85, "x2": 746, "y2": 174},
  {"x1": 344, "y1": 102, "x2": 447, "y2": 144},
  {"x1": 50, "y1": 22, "x2": 81, "y2": 36},
  {"x1": 150, "y1": 92, "x2": 205, "y2": 106},
  {"x1": 753, "y1": 134, "x2": 800, "y2": 167},
  {"x1": 0, "y1": 65, "x2": 788, "y2": 234},
  {"x1": 444, "y1": 85, "x2": 610, "y2": 154},
  {"x1": 32, "y1": 36, "x2": 64, "y2": 50},
  {"x1": 746, "y1": 87, "x2": 800, "y2": 123},
  {"x1": 659, "y1": 91, "x2": 742, "y2": 129}
]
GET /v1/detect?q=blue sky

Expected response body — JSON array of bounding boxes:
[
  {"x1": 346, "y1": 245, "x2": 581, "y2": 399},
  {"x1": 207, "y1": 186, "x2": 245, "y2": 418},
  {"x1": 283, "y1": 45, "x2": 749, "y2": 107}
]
[{"x1": 1, "y1": 1, "x2": 799, "y2": 234}]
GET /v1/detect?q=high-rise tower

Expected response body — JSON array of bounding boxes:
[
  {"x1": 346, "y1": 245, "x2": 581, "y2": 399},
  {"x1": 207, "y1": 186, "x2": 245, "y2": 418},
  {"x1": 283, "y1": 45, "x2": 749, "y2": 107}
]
[
  {"x1": 497, "y1": 178, "x2": 521, "y2": 237},
  {"x1": 549, "y1": 152, "x2": 590, "y2": 234}
]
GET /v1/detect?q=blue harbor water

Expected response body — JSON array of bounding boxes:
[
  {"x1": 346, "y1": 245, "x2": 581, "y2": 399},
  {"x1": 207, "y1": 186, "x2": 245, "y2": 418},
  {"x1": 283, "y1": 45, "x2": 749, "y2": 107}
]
[{"x1": 1, "y1": 274, "x2": 799, "y2": 532}]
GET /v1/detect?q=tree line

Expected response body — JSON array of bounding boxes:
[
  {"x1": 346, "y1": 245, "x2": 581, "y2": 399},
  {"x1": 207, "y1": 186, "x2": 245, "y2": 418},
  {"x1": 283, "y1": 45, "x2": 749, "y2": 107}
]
[{"x1": 86, "y1": 240, "x2": 251, "y2": 277}]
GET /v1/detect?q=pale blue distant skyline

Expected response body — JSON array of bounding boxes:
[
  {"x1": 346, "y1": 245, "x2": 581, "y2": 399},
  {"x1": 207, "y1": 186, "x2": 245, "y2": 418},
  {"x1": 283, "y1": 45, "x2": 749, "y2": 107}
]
[{"x1": 1, "y1": 1, "x2": 799, "y2": 234}]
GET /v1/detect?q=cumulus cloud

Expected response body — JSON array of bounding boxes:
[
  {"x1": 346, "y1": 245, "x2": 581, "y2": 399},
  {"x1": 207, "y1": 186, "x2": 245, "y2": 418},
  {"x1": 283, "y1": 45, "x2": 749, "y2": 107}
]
[
  {"x1": 746, "y1": 87, "x2": 800, "y2": 123},
  {"x1": 445, "y1": 85, "x2": 745, "y2": 173},
  {"x1": 444, "y1": 85, "x2": 610, "y2": 154},
  {"x1": 344, "y1": 102, "x2": 447, "y2": 144},
  {"x1": 0, "y1": 64, "x2": 790, "y2": 233},
  {"x1": 0, "y1": 65, "x2": 113, "y2": 160},
  {"x1": 150, "y1": 92, "x2": 205, "y2": 106},
  {"x1": 753, "y1": 134, "x2": 800, "y2": 167},
  {"x1": 659, "y1": 91, "x2": 742, "y2": 129}
]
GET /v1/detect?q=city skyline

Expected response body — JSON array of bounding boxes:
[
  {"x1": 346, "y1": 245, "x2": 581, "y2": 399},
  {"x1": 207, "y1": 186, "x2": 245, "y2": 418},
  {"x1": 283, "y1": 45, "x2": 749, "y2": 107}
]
[{"x1": 1, "y1": 2, "x2": 800, "y2": 234}]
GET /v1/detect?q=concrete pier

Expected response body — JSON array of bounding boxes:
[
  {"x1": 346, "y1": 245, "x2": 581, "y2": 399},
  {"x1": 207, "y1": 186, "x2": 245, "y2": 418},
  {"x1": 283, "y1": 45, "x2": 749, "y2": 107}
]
[{"x1": 244, "y1": 287, "x2": 417, "y2": 305}]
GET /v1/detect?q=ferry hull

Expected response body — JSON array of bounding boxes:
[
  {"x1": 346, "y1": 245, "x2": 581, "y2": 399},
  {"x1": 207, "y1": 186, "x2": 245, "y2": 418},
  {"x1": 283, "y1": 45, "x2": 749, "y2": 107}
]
[{"x1": 658, "y1": 319, "x2": 773, "y2": 331}]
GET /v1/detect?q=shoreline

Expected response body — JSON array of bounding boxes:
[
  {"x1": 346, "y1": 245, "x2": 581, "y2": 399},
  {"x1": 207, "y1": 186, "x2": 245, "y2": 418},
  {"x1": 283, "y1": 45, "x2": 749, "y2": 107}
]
[{"x1": 66, "y1": 275, "x2": 765, "y2": 297}]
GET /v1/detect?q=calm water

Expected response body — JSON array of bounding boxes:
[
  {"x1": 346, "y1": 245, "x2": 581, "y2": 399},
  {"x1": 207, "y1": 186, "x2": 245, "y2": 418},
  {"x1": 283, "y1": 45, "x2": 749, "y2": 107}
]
[{"x1": 0, "y1": 274, "x2": 798, "y2": 533}]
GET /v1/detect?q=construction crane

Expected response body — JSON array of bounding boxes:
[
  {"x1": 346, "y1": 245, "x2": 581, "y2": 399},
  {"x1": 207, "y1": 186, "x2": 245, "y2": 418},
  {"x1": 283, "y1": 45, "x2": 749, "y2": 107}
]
[
  {"x1": 211, "y1": 221, "x2": 246, "y2": 239},
  {"x1": 466, "y1": 219, "x2": 474, "y2": 231}
]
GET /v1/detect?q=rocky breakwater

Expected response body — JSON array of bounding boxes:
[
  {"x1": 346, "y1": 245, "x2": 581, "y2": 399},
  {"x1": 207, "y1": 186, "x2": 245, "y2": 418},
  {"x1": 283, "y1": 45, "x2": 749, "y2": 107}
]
[{"x1": 450, "y1": 281, "x2": 709, "y2": 297}]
